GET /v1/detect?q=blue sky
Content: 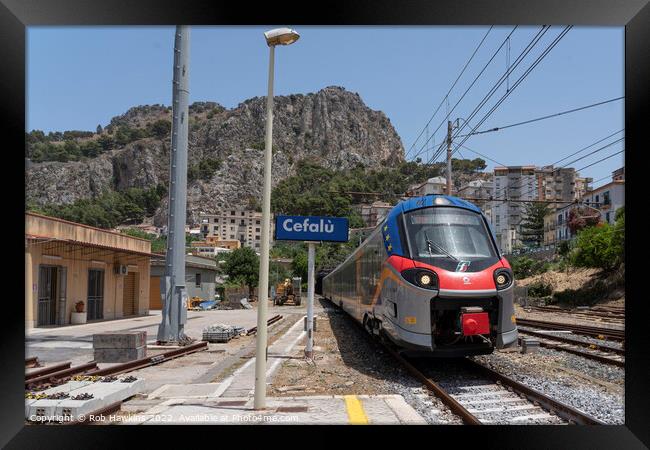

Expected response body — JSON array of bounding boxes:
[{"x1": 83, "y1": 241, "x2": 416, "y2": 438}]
[{"x1": 27, "y1": 26, "x2": 624, "y2": 186}]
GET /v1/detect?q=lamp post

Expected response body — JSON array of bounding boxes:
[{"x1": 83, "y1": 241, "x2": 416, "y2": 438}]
[{"x1": 254, "y1": 27, "x2": 300, "y2": 411}]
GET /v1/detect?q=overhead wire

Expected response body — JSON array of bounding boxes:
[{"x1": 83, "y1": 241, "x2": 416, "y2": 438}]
[{"x1": 406, "y1": 26, "x2": 494, "y2": 159}]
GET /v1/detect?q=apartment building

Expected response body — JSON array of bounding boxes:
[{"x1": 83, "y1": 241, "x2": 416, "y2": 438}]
[
  {"x1": 543, "y1": 170, "x2": 624, "y2": 245},
  {"x1": 490, "y1": 166, "x2": 537, "y2": 253},
  {"x1": 353, "y1": 201, "x2": 393, "y2": 228},
  {"x1": 583, "y1": 179, "x2": 625, "y2": 225},
  {"x1": 489, "y1": 165, "x2": 585, "y2": 253},
  {"x1": 458, "y1": 179, "x2": 493, "y2": 208},
  {"x1": 406, "y1": 176, "x2": 448, "y2": 197},
  {"x1": 199, "y1": 209, "x2": 273, "y2": 250}
]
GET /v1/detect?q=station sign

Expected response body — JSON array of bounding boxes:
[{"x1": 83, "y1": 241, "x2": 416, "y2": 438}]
[{"x1": 274, "y1": 215, "x2": 349, "y2": 243}]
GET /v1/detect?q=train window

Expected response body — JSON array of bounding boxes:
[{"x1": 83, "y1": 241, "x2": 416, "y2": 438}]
[{"x1": 405, "y1": 207, "x2": 497, "y2": 265}]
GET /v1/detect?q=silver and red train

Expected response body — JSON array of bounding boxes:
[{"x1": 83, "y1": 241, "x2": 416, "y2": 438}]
[{"x1": 321, "y1": 194, "x2": 518, "y2": 356}]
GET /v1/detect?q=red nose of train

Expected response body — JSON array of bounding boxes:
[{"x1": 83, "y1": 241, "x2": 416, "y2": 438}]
[{"x1": 462, "y1": 312, "x2": 490, "y2": 336}]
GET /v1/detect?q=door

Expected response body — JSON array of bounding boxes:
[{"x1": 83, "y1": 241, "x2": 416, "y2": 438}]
[
  {"x1": 122, "y1": 271, "x2": 137, "y2": 316},
  {"x1": 149, "y1": 276, "x2": 161, "y2": 309},
  {"x1": 56, "y1": 267, "x2": 67, "y2": 326},
  {"x1": 37, "y1": 266, "x2": 57, "y2": 326},
  {"x1": 87, "y1": 269, "x2": 105, "y2": 320}
]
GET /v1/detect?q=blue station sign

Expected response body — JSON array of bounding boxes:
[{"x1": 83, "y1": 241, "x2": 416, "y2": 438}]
[{"x1": 275, "y1": 215, "x2": 349, "y2": 243}]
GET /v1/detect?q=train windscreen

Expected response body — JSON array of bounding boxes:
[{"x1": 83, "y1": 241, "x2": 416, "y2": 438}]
[{"x1": 404, "y1": 207, "x2": 498, "y2": 269}]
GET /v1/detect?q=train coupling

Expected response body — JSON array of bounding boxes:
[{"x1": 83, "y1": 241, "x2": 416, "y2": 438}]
[{"x1": 459, "y1": 306, "x2": 490, "y2": 337}]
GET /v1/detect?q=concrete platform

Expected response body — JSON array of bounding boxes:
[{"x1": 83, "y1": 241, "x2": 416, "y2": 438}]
[{"x1": 122, "y1": 394, "x2": 426, "y2": 425}]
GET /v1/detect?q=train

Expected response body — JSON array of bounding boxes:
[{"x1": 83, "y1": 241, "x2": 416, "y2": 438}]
[{"x1": 321, "y1": 194, "x2": 518, "y2": 356}]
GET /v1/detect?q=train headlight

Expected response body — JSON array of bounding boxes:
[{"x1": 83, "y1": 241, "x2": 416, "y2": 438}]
[
  {"x1": 419, "y1": 273, "x2": 432, "y2": 286},
  {"x1": 493, "y1": 268, "x2": 513, "y2": 290},
  {"x1": 401, "y1": 268, "x2": 438, "y2": 290}
]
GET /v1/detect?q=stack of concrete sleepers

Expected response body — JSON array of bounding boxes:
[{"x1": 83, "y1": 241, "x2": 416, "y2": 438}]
[{"x1": 93, "y1": 331, "x2": 146, "y2": 363}]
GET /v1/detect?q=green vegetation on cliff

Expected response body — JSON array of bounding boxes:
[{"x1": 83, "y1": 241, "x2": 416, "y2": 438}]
[
  {"x1": 271, "y1": 158, "x2": 460, "y2": 228},
  {"x1": 28, "y1": 184, "x2": 167, "y2": 229}
]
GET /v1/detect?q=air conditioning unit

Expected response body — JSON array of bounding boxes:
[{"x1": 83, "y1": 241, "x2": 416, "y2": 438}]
[{"x1": 114, "y1": 265, "x2": 128, "y2": 275}]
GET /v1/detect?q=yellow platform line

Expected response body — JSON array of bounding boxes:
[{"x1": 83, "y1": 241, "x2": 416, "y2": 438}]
[{"x1": 344, "y1": 395, "x2": 369, "y2": 424}]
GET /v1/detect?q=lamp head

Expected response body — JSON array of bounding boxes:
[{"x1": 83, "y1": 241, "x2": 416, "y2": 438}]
[{"x1": 264, "y1": 27, "x2": 300, "y2": 46}]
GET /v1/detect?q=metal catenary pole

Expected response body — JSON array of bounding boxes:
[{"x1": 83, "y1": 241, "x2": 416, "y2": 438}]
[
  {"x1": 254, "y1": 43, "x2": 275, "y2": 410},
  {"x1": 446, "y1": 120, "x2": 453, "y2": 195},
  {"x1": 157, "y1": 25, "x2": 190, "y2": 344},
  {"x1": 305, "y1": 242, "x2": 316, "y2": 358}
]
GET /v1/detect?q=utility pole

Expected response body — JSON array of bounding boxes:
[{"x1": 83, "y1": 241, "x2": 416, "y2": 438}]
[
  {"x1": 304, "y1": 242, "x2": 316, "y2": 359},
  {"x1": 446, "y1": 120, "x2": 453, "y2": 195},
  {"x1": 157, "y1": 26, "x2": 191, "y2": 345}
]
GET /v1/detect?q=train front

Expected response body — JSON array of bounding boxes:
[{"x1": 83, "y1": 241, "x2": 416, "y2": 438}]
[{"x1": 380, "y1": 195, "x2": 518, "y2": 356}]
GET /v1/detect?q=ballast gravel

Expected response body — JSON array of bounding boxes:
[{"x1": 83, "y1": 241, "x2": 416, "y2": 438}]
[{"x1": 473, "y1": 347, "x2": 624, "y2": 424}]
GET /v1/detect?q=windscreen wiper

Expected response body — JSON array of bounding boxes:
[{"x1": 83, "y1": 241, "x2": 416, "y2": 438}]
[{"x1": 423, "y1": 231, "x2": 459, "y2": 262}]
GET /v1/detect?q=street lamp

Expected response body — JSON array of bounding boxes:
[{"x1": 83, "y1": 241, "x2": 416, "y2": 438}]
[{"x1": 254, "y1": 27, "x2": 300, "y2": 411}]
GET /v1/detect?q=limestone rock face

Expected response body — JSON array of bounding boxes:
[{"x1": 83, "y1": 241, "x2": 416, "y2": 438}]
[{"x1": 26, "y1": 86, "x2": 405, "y2": 222}]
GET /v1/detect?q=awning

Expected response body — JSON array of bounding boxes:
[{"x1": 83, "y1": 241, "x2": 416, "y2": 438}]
[{"x1": 26, "y1": 234, "x2": 156, "y2": 264}]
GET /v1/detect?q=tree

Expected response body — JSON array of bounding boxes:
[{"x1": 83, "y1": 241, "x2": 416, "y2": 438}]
[
  {"x1": 291, "y1": 251, "x2": 308, "y2": 282},
  {"x1": 270, "y1": 260, "x2": 292, "y2": 286},
  {"x1": 567, "y1": 207, "x2": 600, "y2": 235},
  {"x1": 570, "y1": 208, "x2": 624, "y2": 271},
  {"x1": 222, "y1": 247, "x2": 260, "y2": 298},
  {"x1": 519, "y1": 202, "x2": 551, "y2": 247},
  {"x1": 96, "y1": 124, "x2": 103, "y2": 134}
]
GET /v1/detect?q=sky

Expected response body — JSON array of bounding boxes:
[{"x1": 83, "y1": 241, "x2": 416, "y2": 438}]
[{"x1": 27, "y1": 26, "x2": 624, "y2": 187}]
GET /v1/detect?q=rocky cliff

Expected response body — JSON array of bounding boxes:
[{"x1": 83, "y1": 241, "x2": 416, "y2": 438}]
[{"x1": 25, "y1": 86, "x2": 405, "y2": 225}]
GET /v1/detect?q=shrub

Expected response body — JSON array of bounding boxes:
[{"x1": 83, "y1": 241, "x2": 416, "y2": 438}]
[
  {"x1": 147, "y1": 119, "x2": 171, "y2": 139},
  {"x1": 527, "y1": 281, "x2": 553, "y2": 298},
  {"x1": 570, "y1": 224, "x2": 619, "y2": 271}
]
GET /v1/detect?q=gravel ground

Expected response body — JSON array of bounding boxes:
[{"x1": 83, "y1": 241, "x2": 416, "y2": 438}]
[
  {"x1": 473, "y1": 348, "x2": 624, "y2": 424},
  {"x1": 518, "y1": 326, "x2": 624, "y2": 351},
  {"x1": 514, "y1": 304, "x2": 624, "y2": 331}
]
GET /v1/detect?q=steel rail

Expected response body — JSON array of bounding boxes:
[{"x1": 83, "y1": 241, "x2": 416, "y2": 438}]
[
  {"x1": 383, "y1": 345, "x2": 482, "y2": 425},
  {"x1": 246, "y1": 314, "x2": 283, "y2": 336},
  {"x1": 88, "y1": 341, "x2": 208, "y2": 376},
  {"x1": 527, "y1": 306, "x2": 625, "y2": 319},
  {"x1": 516, "y1": 318, "x2": 624, "y2": 341},
  {"x1": 518, "y1": 328, "x2": 624, "y2": 356},
  {"x1": 25, "y1": 357, "x2": 40, "y2": 368},
  {"x1": 26, "y1": 362, "x2": 99, "y2": 389},
  {"x1": 25, "y1": 362, "x2": 72, "y2": 380},
  {"x1": 462, "y1": 358, "x2": 605, "y2": 425},
  {"x1": 536, "y1": 341, "x2": 625, "y2": 367}
]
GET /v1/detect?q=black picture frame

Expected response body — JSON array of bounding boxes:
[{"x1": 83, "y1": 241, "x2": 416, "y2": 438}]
[{"x1": 3, "y1": 0, "x2": 647, "y2": 447}]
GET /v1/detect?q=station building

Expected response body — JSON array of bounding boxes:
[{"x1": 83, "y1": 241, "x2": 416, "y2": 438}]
[
  {"x1": 25, "y1": 212, "x2": 153, "y2": 329},
  {"x1": 149, "y1": 254, "x2": 218, "y2": 309}
]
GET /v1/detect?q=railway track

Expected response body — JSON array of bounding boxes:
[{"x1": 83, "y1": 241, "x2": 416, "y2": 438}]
[
  {"x1": 323, "y1": 298, "x2": 606, "y2": 425},
  {"x1": 385, "y1": 346, "x2": 603, "y2": 425},
  {"x1": 527, "y1": 305, "x2": 625, "y2": 320},
  {"x1": 515, "y1": 318, "x2": 624, "y2": 342},
  {"x1": 518, "y1": 328, "x2": 624, "y2": 367}
]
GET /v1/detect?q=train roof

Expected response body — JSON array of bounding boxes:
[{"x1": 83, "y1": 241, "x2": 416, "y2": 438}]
[{"x1": 389, "y1": 195, "x2": 482, "y2": 220}]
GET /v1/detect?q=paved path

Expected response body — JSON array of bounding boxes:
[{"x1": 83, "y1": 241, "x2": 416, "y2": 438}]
[
  {"x1": 217, "y1": 315, "x2": 307, "y2": 397},
  {"x1": 124, "y1": 394, "x2": 427, "y2": 425}
]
